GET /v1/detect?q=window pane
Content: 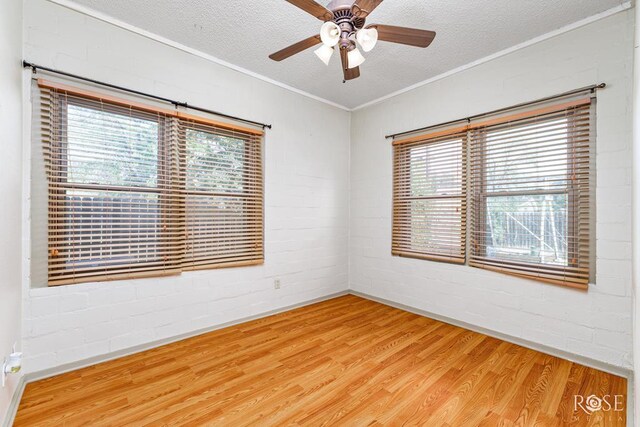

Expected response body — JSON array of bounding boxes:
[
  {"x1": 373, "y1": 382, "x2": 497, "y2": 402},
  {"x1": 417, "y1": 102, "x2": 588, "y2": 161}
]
[
  {"x1": 393, "y1": 133, "x2": 466, "y2": 263},
  {"x1": 66, "y1": 104, "x2": 159, "y2": 187},
  {"x1": 183, "y1": 125, "x2": 263, "y2": 269},
  {"x1": 485, "y1": 193, "x2": 568, "y2": 266},
  {"x1": 485, "y1": 119, "x2": 569, "y2": 193},
  {"x1": 185, "y1": 194, "x2": 260, "y2": 264},
  {"x1": 186, "y1": 129, "x2": 246, "y2": 193},
  {"x1": 469, "y1": 101, "x2": 593, "y2": 287},
  {"x1": 405, "y1": 198, "x2": 465, "y2": 255},
  {"x1": 53, "y1": 189, "x2": 163, "y2": 272},
  {"x1": 409, "y1": 139, "x2": 463, "y2": 197}
]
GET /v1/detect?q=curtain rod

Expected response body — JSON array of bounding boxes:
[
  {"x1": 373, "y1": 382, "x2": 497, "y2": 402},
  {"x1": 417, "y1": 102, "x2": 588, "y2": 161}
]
[
  {"x1": 385, "y1": 83, "x2": 605, "y2": 140},
  {"x1": 23, "y1": 60, "x2": 272, "y2": 130}
]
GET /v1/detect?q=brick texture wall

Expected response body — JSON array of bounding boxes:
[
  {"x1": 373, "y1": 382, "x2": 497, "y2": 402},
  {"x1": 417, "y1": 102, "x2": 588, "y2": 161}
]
[
  {"x1": 22, "y1": 0, "x2": 350, "y2": 373},
  {"x1": 21, "y1": 1, "x2": 635, "y2": 375},
  {"x1": 349, "y1": 10, "x2": 634, "y2": 369}
]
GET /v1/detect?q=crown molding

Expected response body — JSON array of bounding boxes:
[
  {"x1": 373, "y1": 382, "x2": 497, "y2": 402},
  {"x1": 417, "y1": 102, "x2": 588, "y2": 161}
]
[
  {"x1": 45, "y1": 0, "x2": 631, "y2": 113},
  {"x1": 351, "y1": 1, "x2": 632, "y2": 111},
  {"x1": 45, "y1": 0, "x2": 352, "y2": 111}
]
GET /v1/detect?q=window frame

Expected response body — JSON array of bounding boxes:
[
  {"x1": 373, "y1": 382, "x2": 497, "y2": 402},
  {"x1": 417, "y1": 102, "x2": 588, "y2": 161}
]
[
  {"x1": 48, "y1": 94, "x2": 176, "y2": 283},
  {"x1": 469, "y1": 103, "x2": 593, "y2": 288},
  {"x1": 391, "y1": 96, "x2": 595, "y2": 289},
  {"x1": 392, "y1": 131, "x2": 468, "y2": 264},
  {"x1": 180, "y1": 121, "x2": 264, "y2": 271},
  {"x1": 36, "y1": 79, "x2": 265, "y2": 286},
  {"x1": 471, "y1": 115, "x2": 576, "y2": 266}
]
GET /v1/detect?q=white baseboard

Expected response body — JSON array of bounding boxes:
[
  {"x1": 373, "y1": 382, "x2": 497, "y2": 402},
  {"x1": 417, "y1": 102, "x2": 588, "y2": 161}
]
[
  {"x1": 2, "y1": 375, "x2": 26, "y2": 427},
  {"x1": 25, "y1": 290, "x2": 349, "y2": 383},
  {"x1": 349, "y1": 290, "x2": 635, "y2": 426},
  {"x1": 13, "y1": 289, "x2": 635, "y2": 425},
  {"x1": 350, "y1": 290, "x2": 632, "y2": 378},
  {"x1": 21, "y1": 288, "x2": 636, "y2": 380}
]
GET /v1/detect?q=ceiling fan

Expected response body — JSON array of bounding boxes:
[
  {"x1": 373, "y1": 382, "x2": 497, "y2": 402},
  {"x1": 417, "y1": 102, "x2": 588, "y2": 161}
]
[{"x1": 269, "y1": 0, "x2": 436, "y2": 82}]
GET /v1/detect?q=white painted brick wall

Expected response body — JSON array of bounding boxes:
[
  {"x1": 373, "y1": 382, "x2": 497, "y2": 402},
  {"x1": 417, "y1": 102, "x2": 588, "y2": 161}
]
[
  {"x1": 0, "y1": 0, "x2": 23, "y2": 422},
  {"x1": 350, "y1": 10, "x2": 635, "y2": 369},
  {"x1": 22, "y1": 0, "x2": 350, "y2": 373},
  {"x1": 20, "y1": 1, "x2": 635, "y2": 377}
]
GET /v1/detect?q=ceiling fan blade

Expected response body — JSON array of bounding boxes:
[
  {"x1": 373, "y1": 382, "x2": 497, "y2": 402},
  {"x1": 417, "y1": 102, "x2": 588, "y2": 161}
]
[
  {"x1": 285, "y1": 0, "x2": 333, "y2": 21},
  {"x1": 367, "y1": 24, "x2": 436, "y2": 48},
  {"x1": 352, "y1": 0, "x2": 383, "y2": 18},
  {"x1": 340, "y1": 48, "x2": 361, "y2": 81},
  {"x1": 269, "y1": 35, "x2": 321, "y2": 61},
  {"x1": 345, "y1": 66, "x2": 360, "y2": 80}
]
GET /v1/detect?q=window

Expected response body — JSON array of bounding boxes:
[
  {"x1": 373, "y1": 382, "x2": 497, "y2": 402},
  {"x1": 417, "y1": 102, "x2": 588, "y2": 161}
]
[
  {"x1": 469, "y1": 99, "x2": 593, "y2": 288},
  {"x1": 392, "y1": 130, "x2": 467, "y2": 263},
  {"x1": 391, "y1": 95, "x2": 594, "y2": 289},
  {"x1": 182, "y1": 121, "x2": 263, "y2": 270},
  {"x1": 37, "y1": 80, "x2": 263, "y2": 286}
]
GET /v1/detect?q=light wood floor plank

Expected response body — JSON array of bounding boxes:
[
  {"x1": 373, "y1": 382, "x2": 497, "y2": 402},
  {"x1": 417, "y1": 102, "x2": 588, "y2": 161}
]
[{"x1": 14, "y1": 295, "x2": 627, "y2": 426}]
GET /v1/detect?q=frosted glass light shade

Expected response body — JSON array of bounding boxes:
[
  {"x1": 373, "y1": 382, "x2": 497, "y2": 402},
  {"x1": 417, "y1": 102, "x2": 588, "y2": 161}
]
[
  {"x1": 320, "y1": 22, "x2": 341, "y2": 47},
  {"x1": 356, "y1": 28, "x2": 378, "y2": 52},
  {"x1": 314, "y1": 44, "x2": 334, "y2": 66},
  {"x1": 347, "y1": 47, "x2": 366, "y2": 69}
]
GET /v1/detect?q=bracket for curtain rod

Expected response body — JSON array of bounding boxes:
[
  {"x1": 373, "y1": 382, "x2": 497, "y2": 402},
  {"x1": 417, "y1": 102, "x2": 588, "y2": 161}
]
[
  {"x1": 22, "y1": 60, "x2": 273, "y2": 130},
  {"x1": 385, "y1": 82, "x2": 605, "y2": 140}
]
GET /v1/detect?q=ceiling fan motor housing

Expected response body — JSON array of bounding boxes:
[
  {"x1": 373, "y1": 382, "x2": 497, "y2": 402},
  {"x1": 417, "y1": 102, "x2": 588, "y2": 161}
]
[
  {"x1": 327, "y1": 0, "x2": 365, "y2": 49},
  {"x1": 326, "y1": 0, "x2": 355, "y2": 12}
]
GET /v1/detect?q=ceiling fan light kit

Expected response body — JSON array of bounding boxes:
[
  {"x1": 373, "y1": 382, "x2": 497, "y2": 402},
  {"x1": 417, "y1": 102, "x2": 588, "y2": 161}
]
[
  {"x1": 356, "y1": 27, "x2": 378, "y2": 52},
  {"x1": 347, "y1": 46, "x2": 366, "y2": 68},
  {"x1": 270, "y1": 0, "x2": 436, "y2": 81},
  {"x1": 320, "y1": 21, "x2": 342, "y2": 46},
  {"x1": 315, "y1": 44, "x2": 335, "y2": 65}
]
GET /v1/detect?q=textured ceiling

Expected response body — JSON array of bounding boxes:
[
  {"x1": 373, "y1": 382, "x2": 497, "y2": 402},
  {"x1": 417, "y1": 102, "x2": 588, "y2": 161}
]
[{"x1": 69, "y1": 0, "x2": 626, "y2": 109}]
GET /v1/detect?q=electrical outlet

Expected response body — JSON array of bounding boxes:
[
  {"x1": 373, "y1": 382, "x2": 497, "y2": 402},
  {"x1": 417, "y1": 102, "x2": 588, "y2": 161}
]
[
  {"x1": 2, "y1": 343, "x2": 23, "y2": 387},
  {"x1": 274, "y1": 278, "x2": 281, "y2": 289}
]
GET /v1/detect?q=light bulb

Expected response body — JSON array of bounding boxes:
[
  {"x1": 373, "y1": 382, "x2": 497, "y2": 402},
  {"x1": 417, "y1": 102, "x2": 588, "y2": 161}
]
[
  {"x1": 347, "y1": 47, "x2": 366, "y2": 69},
  {"x1": 356, "y1": 28, "x2": 378, "y2": 52},
  {"x1": 314, "y1": 44, "x2": 334, "y2": 66},
  {"x1": 320, "y1": 22, "x2": 341, "y2": 47}
]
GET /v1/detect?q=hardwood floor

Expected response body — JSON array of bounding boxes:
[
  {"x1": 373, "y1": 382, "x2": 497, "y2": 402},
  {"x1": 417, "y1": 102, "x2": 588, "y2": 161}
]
[{"x1": 15, "y1": 295, "x2": 627, "y2": 426}]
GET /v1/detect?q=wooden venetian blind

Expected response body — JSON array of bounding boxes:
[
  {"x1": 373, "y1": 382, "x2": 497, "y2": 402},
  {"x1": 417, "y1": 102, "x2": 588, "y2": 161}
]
[
  {"x1": 37, "y1": 80, "x2": 264, "y2": 286},
  {"x1": 392, "y1": 130, "x2": 467, "y2": 263},
  {"x1": 468, "y1": 98, "x2": 594, "y2": 288},
  {"x1": 180, "y1": 119, "x2": 263, "y2": 270}
]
